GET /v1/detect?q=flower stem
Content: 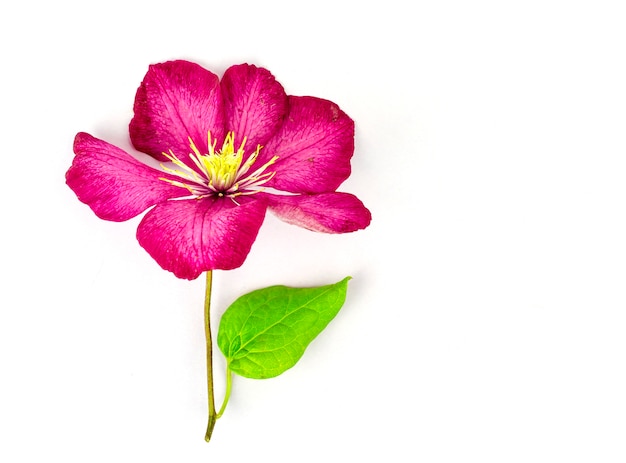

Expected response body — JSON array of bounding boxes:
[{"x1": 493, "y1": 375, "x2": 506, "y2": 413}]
[
  {"x1": 203, "y1": 271, "x2": 233, "y2": 442},
  {"x1": 204, "y1": 270, "x2": 217, "y2": 442}
]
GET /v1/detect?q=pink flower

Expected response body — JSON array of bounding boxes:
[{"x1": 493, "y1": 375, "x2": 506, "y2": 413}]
[{"x1": 66, "y1": 60, "x2": 371, "y2": 279}]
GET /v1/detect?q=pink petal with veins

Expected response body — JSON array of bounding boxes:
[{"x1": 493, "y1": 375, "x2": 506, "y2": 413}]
[
  {"x1": 265, "y1": 192, "x2": 371, "y2": 233},
  {"x1": 262, "y1": 96, "x2": 354, "y2": 194},
  {"x1": 129, "y1": 60, "x2": 225, "y2": 163},
  {"x1": 221, "y1": 64, "x2": 288, "y2": 153},
  {"x1": 136, "y1": 196, "x2": 267, "y2": 279},
  {"x1": 66, "y1": 132, "x2": 187, "y2": 222}
]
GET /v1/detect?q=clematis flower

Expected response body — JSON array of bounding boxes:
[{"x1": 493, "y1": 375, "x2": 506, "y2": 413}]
[{"x1": 66, "y1": 60, "x2": 371, "y2": 280}]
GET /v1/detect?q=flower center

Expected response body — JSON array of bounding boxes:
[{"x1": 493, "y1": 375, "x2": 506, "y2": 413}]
[{"x1": 160, "y1": 132, "x2": 278, "y2": 199}]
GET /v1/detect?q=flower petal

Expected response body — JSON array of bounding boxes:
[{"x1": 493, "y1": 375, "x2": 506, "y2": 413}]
[
  {"x1": 221, "y1": 64, "x2": 288, "y2": 152},
  {"x1": 66, "y1": 132, "x2": 187, "y2": 221},
  {"x1": 129, "y1": 60, "x2": 225, "y2": 163},
  {"x1": 136, "y1": 196, "x2": 267, "y2": 279},
  {"x1": 262, "y1": 96, "x2": 354, "y2": 194},
  {"x1": 265, "y1": 192, "x2": 371, "y2": 233}
]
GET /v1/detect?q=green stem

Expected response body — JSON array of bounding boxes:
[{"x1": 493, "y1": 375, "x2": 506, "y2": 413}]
[
  {"x1": 204, "y1": 271, "x2": 217, "y2": 442},
  {"x1": 203, "y1": 271, "x2": 233, "y2": 442},
  {"x1": 216, "y1": 366, "x2": 232, "y2": 419}
]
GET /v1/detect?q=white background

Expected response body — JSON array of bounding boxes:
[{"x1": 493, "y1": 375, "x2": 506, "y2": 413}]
[{"x1": 1, "y1": 0, "x2": 626, "y2": 461}]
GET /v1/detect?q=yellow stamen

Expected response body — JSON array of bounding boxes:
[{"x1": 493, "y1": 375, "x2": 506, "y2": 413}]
[{"x1": 158, "y1": 131, "x2": 278, "y2": 200}]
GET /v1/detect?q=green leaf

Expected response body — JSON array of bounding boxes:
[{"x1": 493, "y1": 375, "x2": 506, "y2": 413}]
[{"x1": 217, "y1": 277, "x2": 351, "y2": 379}]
